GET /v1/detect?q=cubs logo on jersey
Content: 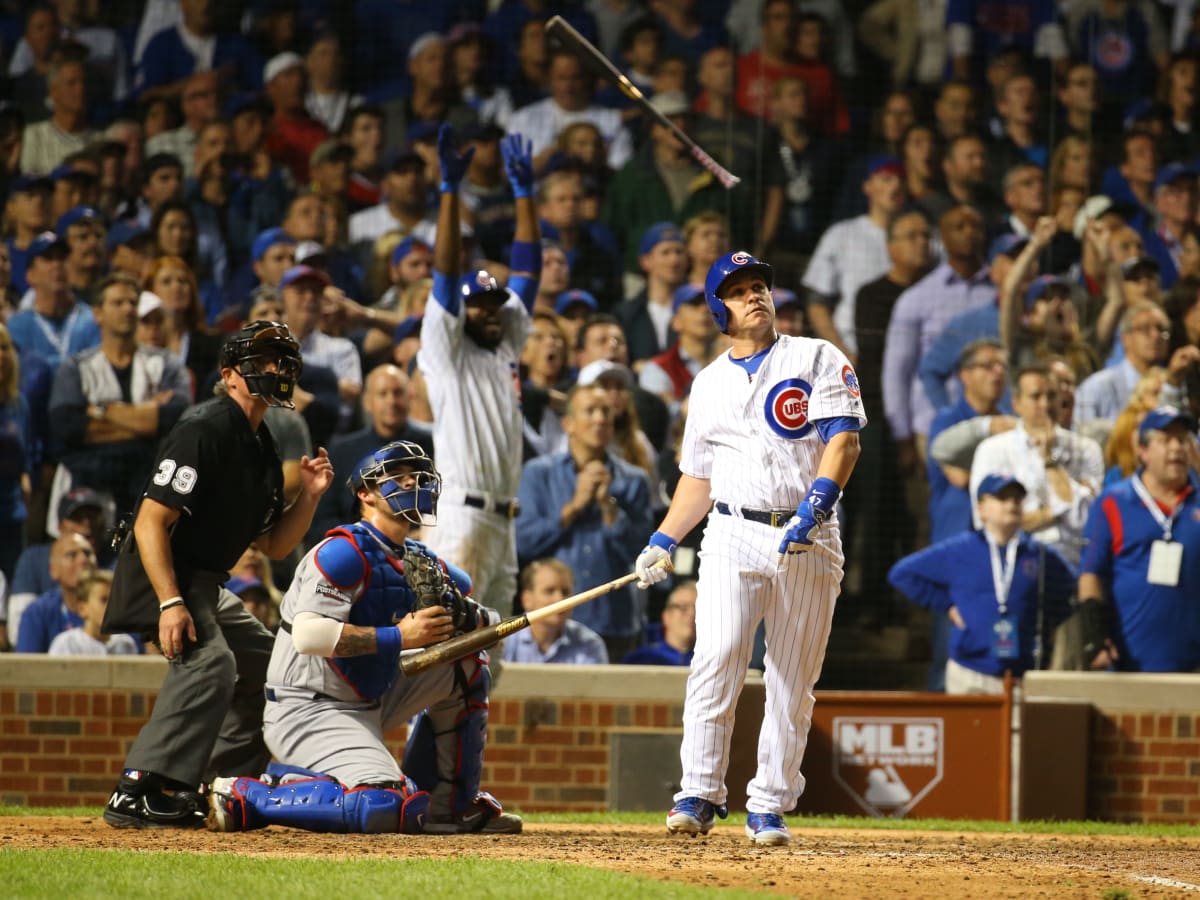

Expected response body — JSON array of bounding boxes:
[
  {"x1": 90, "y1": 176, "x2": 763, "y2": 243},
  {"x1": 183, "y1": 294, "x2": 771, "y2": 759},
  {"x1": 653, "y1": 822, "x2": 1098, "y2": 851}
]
[
  {"x1": 841, "y1": 365, "x2": 861, "y2": 398},
  {"x1": 764, "y1": 378, "x2": 813, "y2": 439}
]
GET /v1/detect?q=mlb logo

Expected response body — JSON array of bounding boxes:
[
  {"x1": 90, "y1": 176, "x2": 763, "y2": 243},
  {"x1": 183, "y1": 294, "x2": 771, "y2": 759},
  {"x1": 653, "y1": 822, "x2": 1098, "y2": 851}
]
[{"x1": 831, "y1": 717, "x2": 944, "y2": 818}]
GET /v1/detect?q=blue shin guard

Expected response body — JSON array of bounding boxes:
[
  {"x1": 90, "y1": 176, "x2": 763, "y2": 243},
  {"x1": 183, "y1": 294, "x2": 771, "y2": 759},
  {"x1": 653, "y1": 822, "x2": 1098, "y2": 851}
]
[{"x1": 216, "y1": 776, "x2": 429, "y2": 834}]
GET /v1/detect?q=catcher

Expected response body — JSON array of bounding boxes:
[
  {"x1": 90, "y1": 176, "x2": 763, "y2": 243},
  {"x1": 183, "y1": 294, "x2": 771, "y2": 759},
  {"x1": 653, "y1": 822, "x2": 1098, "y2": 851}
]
[{"x1": 206, "y1": 440, "x2": 522, "y2": 835}]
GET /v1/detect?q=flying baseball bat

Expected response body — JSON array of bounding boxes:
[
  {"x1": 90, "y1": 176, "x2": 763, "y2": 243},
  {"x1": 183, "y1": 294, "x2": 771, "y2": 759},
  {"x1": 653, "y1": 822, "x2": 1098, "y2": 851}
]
[
  {"x1": 544, "y1": 15, "x2": 741, "y2": 189},
  {"x1": 399, "y1": 560, "x2": 673, "y2": 676}
]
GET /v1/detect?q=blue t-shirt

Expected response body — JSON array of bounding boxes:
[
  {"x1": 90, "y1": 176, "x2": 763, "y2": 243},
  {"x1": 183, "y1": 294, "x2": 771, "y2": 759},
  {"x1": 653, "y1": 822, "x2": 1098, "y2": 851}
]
[
  {"x1": 1080, "y1": 476, "x2": 1200, "y2": 672},
  {"x1": 623, "y1": 641, "x2": 693, "y2": 666}
]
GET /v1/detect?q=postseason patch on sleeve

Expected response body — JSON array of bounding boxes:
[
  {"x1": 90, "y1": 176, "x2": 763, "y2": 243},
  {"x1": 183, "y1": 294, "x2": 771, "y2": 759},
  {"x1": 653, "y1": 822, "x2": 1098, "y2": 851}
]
[{"x1": 841, "y1": 364, "x2": 861, "y2": 398}]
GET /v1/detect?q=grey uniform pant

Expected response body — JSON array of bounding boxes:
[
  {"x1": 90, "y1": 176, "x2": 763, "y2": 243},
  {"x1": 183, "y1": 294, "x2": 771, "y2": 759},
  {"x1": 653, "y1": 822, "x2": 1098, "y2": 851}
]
[{"x1": 125, "y1": 577, "x2": 274, "y2": 786}]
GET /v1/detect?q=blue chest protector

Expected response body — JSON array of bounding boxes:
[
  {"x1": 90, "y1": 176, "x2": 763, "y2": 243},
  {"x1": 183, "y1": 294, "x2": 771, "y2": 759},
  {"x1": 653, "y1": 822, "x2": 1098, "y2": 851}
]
[{"x1": 317, "y1": 520, "x2": 472, "y2": 700}]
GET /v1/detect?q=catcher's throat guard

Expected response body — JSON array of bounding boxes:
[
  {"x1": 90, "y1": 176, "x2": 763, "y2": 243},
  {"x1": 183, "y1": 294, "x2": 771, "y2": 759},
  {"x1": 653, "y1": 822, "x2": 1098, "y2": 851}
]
[{"x1": 351, "y1": 440, "x2": 441, "y2": 526}]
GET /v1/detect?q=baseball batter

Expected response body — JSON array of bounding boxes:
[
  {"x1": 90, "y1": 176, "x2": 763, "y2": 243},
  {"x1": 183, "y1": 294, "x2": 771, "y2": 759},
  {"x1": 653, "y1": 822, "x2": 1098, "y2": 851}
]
[
  {"x1": 636, "y1": 251, "x2": 866, "y2": 846},
  {"x1": 416, "y1": 126, "x2": 540, "y2": 618},
  {"x1": 206, "y1": 440, "x2": 522, "y2": 836}
]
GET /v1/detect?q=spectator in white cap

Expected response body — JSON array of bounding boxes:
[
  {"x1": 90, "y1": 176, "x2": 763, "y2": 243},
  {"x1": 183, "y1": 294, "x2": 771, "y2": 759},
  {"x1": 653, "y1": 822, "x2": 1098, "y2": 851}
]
[
  {"x1": 263, "y1": 51, "x2": 328, "y2": 185},
  {"x1": 135, "y1": 290, "x2": 167, "y2": 349},
  {"x1": 379, "y1": 32, "x2": 478, "y2": 158}
]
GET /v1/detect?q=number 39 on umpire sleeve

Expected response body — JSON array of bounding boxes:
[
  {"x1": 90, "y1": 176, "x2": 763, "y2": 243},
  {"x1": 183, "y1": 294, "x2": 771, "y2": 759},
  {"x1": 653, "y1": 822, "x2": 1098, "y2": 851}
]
[{"x1": 152, "y1": 458, "x2": 198, "y2": 495}]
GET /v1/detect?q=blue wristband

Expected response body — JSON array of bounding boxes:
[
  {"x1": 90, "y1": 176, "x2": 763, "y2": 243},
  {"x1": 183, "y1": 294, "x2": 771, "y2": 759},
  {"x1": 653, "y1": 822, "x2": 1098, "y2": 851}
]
[
  {"x1": 512, "y1": 184, "x2": 532, "y2": 199},
  {"x1": 376, "y1": 625, "x2": 402, "y2": 655},
  {"x1": 509, "y1": 239, "x2": 540, "y2": 274},
  {"x1": 806, "y1": 477, "x2": 842, "y2": 517},
  {"x1": 439, "y1": 181, "x2": 457, "y2": 194},
  {"x1": 649, "y1": 531, "x2": 678, "y2": 553}
]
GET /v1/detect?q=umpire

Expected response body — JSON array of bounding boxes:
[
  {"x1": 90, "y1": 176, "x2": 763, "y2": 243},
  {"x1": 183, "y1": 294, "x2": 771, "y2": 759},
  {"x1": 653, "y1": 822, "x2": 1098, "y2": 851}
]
[{"x1": 102, "y1": 321, "x2": 334, "y2": 829}]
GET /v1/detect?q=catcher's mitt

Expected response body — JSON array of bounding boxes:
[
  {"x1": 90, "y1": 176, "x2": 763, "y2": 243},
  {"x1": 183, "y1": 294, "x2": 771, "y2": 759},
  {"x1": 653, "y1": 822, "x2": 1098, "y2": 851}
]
[{"x1": 403, "y1": 544, "x2": 480, "y2": 633}]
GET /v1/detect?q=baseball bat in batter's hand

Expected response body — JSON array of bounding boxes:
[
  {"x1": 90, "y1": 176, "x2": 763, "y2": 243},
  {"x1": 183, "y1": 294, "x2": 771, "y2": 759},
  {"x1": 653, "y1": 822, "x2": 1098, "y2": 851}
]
[
  {"x1": 544, "y1": 15, "x2": 741, "y2": 189},
  {"x1": 399, "y1": 559, "x2": 673, "y2": 676}
]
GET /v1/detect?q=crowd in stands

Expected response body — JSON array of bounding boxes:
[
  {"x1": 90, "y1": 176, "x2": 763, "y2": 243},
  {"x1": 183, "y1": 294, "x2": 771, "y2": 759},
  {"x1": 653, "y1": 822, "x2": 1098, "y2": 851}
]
[{"x1": 0, "y1": 0, "x2": 1198, "y2": 684}]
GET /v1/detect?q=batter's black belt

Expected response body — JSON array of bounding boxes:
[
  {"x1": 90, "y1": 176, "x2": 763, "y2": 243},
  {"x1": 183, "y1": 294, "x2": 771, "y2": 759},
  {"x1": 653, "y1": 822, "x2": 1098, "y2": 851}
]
[
  {"x1": 464, "y1": 494, "x2": 519, "y2": 518},
  {"x1": 714, "y1": 502, "x2": 792, "y2": 528}
]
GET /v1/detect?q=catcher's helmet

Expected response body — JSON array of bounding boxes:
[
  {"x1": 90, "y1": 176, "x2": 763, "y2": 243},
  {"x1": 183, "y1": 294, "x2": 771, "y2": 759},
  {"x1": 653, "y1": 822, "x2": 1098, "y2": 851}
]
[
  {"x1": 458, "y1": 269, "x2": 508, "y2": 305},
  {"x1": 704, "y1": 251, "x2": 774, "y2": 333},
  {"x1": 350, "y1": 440, "x2": 441, "y2": 526},
  {"x1": 219, "y1": 320, "x2": 303, "y2": 408}
]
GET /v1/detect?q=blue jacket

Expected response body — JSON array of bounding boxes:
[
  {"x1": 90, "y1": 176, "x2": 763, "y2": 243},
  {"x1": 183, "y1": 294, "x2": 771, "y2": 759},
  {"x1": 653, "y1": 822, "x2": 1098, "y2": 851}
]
[{"x1": 889, "y1": 529, "x2": 1075, "y2": 677}]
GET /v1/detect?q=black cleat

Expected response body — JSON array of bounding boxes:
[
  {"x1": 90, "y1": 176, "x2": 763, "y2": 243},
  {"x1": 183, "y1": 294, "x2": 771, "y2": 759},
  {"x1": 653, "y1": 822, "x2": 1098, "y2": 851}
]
[{"x1": 103, "y1": 770, "x2": 207, "y2": 829}]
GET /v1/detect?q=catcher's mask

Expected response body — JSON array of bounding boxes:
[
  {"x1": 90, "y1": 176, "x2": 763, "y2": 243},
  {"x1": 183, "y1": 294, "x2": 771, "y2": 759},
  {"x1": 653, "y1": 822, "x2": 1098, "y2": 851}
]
[
  {"x1": 219, "y1": 320, "x2": 303, "y2": 408},
  {"x1": 350, "y1": 440, "x2": 441, "y2": 526}
]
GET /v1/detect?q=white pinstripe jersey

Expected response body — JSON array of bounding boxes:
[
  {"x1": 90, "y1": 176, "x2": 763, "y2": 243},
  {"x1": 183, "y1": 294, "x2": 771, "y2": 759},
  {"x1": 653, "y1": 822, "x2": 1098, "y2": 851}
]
[
  {"x1": 417, "y1": 288, "x2": 530, "y2": 497},
  {"x1": 680, "y1": 335, "x2": 867, "y2": 511}
]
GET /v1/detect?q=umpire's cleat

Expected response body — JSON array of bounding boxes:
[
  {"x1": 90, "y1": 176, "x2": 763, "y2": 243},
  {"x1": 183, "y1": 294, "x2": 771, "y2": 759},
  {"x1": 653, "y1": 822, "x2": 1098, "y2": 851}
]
[
  {"x1": 423, "y1": 790, "x2": 523, "y2": 835},
  {"x1": 745, "y1": 812, "x2": 791, "y2": 846},
  {"x1": 103, "y1": 771, "x2": 206, "y2": 829},
  {"x1": 666, "y1": 797, "x2": 728, "y2": 835}
]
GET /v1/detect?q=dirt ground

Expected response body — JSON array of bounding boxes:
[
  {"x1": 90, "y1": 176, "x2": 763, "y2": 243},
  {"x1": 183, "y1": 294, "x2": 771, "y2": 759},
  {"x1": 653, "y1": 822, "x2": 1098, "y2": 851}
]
[{"x1": 3, "y1": 817, "x2": 1200, "y2": 898}]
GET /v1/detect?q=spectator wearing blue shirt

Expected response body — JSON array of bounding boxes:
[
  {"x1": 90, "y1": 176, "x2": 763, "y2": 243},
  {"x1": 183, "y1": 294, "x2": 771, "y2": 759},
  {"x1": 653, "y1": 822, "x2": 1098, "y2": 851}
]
[
  {"x1": 504, "y1": 559, "x2": 608, "y2": 664},
  {"x1": 0, "y1": 322, "x2": 32, "y2": 583},
  {"x1": 624, "y1": 580, "x2": 695, "y2": 666},
  {"x1": 1078, "y1": 406, "x2": 1200, "y2": 672},
  {"x1": 947, "y1": 0, "x2": 1067, "y2": 84},
  {"x1": 14, "y1": 531, "x2": 96, "y2": 652},
  {"x1": 516, "y1": 382, "x2": 654, "y2": 661},
  {"x1": 889, "y1": 474, "x2": 1076, "y2": 694},
  {"x1": 7, "y1": 231, "x2": 101, "y2": 370}
]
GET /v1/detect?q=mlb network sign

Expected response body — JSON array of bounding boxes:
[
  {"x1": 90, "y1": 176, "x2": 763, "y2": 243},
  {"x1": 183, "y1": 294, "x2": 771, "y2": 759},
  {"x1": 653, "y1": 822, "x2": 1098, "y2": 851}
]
[{"x1": 831, "y1": 717, "x2": 944, "y2": 818}]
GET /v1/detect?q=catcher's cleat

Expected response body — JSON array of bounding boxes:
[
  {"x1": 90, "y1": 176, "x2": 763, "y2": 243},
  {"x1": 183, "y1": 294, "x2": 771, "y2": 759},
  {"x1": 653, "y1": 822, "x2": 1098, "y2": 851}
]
[
  {"x1": 666, "y1": 797, "x2": 728, "y2": 835},
  {"x1": 423, "y1": 791, "x2": 523, "y2": 835},
  {"x1": 206, "y1": 776, "x2": 240, "y2": 832},
  {"x1": 745, "y1": 812, "x2": 791, "y2": 846},
  {"x1": 103, "y1": 770, "x2": 206, "y2": 829}
]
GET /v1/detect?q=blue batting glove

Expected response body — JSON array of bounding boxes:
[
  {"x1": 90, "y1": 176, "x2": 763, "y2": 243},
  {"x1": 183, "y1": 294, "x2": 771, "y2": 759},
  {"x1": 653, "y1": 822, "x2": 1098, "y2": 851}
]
[
  {"x1": 436, "y1": 124, "x2": 475, "y2": 191},
  {"x1": 500, "y1": 133, "x2": 534, "y2": 198},
  {"x1": 777, "y1": 477, "x2": 841, "y2": 556}
]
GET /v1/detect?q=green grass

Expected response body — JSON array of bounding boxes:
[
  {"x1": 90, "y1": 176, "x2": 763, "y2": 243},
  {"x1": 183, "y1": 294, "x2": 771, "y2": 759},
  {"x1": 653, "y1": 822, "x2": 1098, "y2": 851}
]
[
  {"x1": 0, "y1": 849, "x2": 759, "y2": 900},
  {"x1": 5, "y1": 805, "x2": 1200, "y2": 837}
]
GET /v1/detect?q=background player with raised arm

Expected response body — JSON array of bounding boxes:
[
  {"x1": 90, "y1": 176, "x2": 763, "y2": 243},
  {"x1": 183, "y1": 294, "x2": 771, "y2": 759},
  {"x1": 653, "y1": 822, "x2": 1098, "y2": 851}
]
[
  {"x1": 102, "y1": 322, "x2": 335, "y2": 829},
  {"x1": 206, "y1": 441, "x2": 521, "y2": 836},
  {"x1": 635, "y1": 251, "x2": 866, "y2": 847},
  {"x1": 417, "y1": 125, "x2": 541, "y2": 619}
]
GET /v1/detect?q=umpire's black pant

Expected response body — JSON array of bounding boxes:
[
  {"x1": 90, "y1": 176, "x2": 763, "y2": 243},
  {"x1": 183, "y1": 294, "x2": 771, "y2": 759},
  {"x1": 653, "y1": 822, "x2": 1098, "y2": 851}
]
[{"x1": 124, "y1": 573, "x2": 274, "y2": 787}]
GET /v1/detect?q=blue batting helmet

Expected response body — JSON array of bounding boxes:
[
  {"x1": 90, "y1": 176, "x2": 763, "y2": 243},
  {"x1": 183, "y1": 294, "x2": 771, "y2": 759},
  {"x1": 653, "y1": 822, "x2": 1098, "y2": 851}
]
[
  {"x1": 704, "y1": 251, "x2": 773, "y2": 332},
  {"x1": 350, "y1": 441, "x2": 441, "y2": 526},
  {"x1": 458, "y1": 269, "x2": 507, "y2": 304}
]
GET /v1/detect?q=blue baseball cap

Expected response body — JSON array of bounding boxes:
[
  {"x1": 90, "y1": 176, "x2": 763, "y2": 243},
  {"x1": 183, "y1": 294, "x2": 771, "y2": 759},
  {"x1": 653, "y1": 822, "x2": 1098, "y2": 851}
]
[
  {"x1": 390, "y1": 236, "x2": 431, "y2": 267},
  {"x1": 225, "y1": 576, "x2": 268, "y2": 597},
  {"x1": 555, "y1": 289, "x2": 598, "y2": 316},
  {"x1": 278, "y1": 264, "x2": 331, "y2": 290},
  {"x1": 1121, "y1": 255, "x2": 1161, "y2": 280},
  {"x1": 1024, "y1": 274, "x2": 1072, "y2": 308},
  {"x1": 10, "y1": 173, "x2": 52, "y2": 193},
  {"x1": 638, "y1": 221, "x2": 684, "y2": 256},
  {"x1": 224, "y1": 92, "x2": 271, "y2": 119},
  {"x1": 671, "y1": 282, "x2": 705, "y2": 313},
  {"x1": 56, "y1": 206, "x2": 103, "y2": 236},
  {"x1": 772, "y1": 287, "x2": 800, "y2": 309},
  {"x1": 988, "y1": 233, "x2": 1029, "y2": 264},
  {"x1": 28, "y1": 230, "x2": 68, "y2": 261},
  {"x1": 50, "y1": 163, "x2": 96, "y2": 183},
  {"x1": 976, "y1": 473, "x2": 1026, "y2": 501},
  {"x1": 1138, "y1": 405, "x2": 1198, "y2": 439},
  {"x1": 1154, "y1": 162, "x2": 1198, "y2": 192},
  {"x1": 252, "y1": 227, "x2": 296, "y2": 262},
  {"x1": 865, "y1": 154, "x2": 904, "y2": 178}
]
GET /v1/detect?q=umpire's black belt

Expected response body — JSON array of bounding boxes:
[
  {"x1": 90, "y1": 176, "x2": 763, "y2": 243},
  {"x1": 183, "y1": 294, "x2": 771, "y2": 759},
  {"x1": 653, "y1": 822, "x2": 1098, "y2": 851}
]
[
  {"x1": 464, "y1": 493, "x2": 519, "y2": 519},
  {"x1": 714, "y1": 502, "x2": 792, "y2": 528}
]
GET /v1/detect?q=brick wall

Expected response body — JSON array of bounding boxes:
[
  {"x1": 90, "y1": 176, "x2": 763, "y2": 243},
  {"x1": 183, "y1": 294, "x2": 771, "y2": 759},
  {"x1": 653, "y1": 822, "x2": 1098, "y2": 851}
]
[
  {"x1": 1089, "y1": 712, "x2": 1200, "y2": 823},
  {"x1": 0, "y1": 658, "x2": 690, "y2": 811}
]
